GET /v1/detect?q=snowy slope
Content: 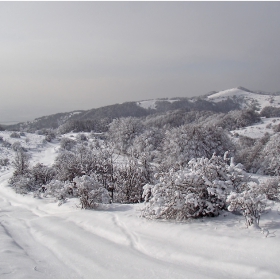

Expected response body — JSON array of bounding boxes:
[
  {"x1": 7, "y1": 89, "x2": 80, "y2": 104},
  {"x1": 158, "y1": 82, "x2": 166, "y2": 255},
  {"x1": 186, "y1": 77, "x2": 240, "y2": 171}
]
[
  {"x1": 208, "y1": 87, "x2": 280, "y2": 111},
  {"x1": 231, "y1": 117, "x2": 280, "y2": 139},
  {"x1": 0, "y1": 134, "x2": 280, "y2": 278},
  {"x1": 137, "y1": 99, "x2": 179, "y2": 110}
]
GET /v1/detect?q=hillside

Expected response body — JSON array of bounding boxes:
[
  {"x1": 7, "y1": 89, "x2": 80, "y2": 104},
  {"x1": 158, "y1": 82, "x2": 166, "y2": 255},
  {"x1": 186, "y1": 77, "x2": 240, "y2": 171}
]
[
  {"x1": 207, "y1": 87, "x2": 280, "y2": 111},
  {"x1": 4, "y1": 86, "x2": 280, "y2": 133}
]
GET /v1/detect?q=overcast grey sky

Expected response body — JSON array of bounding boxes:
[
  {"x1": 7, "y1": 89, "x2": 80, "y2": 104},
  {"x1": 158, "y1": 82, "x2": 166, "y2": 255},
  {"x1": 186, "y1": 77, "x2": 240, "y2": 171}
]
[{"x1": 1, "y1": 2, "x2": 280, "y2": 123}]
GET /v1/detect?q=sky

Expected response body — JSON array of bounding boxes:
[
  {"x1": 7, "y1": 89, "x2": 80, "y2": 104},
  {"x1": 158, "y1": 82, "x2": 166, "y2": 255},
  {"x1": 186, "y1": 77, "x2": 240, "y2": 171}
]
[{"x1": 1, "y1": 2, "x2": 280, "y2": 123}]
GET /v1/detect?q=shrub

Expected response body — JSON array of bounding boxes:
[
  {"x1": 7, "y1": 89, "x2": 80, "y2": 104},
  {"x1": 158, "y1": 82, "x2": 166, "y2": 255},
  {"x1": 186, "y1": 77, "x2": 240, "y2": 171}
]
[
  {"x1": 0, "y1": 158, "x2": 9, "y2": 166},
  {"x1": 12, "y1": 150, "x2": 30, "y2": 176},
  {"x1": 42, "y1": 180, "x2": 73, "y2": 201},
  {"x1": 142, "y1": 154, "x2": 249, "y2": 220},
  {"x1": 255, "y1": 178, "x2": 280, "y2": 201},
  {"x1": 114, "y1": 157, "x2": 151, "y2": 204},
  {"x1": 10, "y1": 132, "x2": 20, "y2": 138},
  {"x1": 9, "y1": 174, "x2": 34, "y2": 194},
  {"x1": 11, "y1": 141, "x2": 27, "y2": 152},
  {"x1": 1, "y1": 140, "x2": 11, "y2": 148},
  {"x1": 60, "y1": 137, "x2": 77, "y2": 151},
  {"x1": 73, "y1": 175, "x2": 110, "y2": 209},
  {"x1": 76, "y1": 133, "x2": 88, "y2": 142},
  {"x1": 159, "y1": 124, "x2": 233, "y2": 171},
  {"x1": 227, "y1": 185, "x2": 267, "y2": 228},
  {"x1": 261, "y1": 133, "x2": 280, "y2": 176}
]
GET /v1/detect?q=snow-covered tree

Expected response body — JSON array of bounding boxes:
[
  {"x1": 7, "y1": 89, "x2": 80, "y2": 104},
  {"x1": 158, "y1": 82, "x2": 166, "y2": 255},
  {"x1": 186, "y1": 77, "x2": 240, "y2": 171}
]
[
  {"x1": 261, "y1": 133, "x2": 280, "y2": 176},
  {"x1": 108, "y1": 117, "x2": 144, "y2": 154},
  {"x1": 159, "y1": 124, "x2": 233, "y2": 171},
  {"x1": 130, "y1": 128, "x2": 164, "y2": 162},
  {"x1": 12, "y1": 149, "x2": 30, "y2": 176},
  {"x1": 114, "y1": 157, "x2": 151, "y2": 204}
]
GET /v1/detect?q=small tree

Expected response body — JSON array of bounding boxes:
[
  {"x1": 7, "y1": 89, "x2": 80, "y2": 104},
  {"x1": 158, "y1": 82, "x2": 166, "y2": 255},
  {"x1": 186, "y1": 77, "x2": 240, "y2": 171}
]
[{"x1": 12, "y1": 149, "x2": 30, "y2": 176}]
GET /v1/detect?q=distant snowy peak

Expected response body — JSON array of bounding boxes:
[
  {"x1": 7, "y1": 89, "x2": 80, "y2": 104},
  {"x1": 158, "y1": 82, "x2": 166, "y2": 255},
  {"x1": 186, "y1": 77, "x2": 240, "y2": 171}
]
[
  {"x1": 137, "y1": 99, "x2": 179, "y2": 110},
  {"x1": 207, "y1": 87, "x2": 280, "y2": 111},
  {"x1": 207, "y1": 87, "x2": 253, "y2": 100}
]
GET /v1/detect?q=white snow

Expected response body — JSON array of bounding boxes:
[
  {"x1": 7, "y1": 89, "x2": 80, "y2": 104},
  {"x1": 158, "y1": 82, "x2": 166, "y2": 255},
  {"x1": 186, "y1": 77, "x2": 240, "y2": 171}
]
[
  {"x1": 1, "y1": 132, "x2": 280, "y2": 278},
  {"x1": 231, "y1": 117, "x2": 280, "y2": 139},
  {"x1": 137, "y1": 99, "x2": 179, "y2": 110},
  {"x1": 208, "y1": 88, "x2": 280, "y2": 111}
]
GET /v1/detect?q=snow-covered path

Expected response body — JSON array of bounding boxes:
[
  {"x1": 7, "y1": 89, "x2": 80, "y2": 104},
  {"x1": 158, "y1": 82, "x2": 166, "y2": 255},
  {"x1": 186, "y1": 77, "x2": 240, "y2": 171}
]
[
  {"x1": 1, "y1": 170, "x2": 280, "y2": 278},
  {"x1": 0, "y1": 141, "x2": 280, "y2": 278}
]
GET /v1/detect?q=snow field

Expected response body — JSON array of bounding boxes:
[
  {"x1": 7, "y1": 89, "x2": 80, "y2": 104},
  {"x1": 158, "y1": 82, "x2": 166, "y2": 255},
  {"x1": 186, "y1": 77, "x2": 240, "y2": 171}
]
[
  {"x1": 231, "y1": 117, "x2": 280, "y2": 139},
  {"x1": 208, "y1": 87, "x2": 280, "y2": 111}
]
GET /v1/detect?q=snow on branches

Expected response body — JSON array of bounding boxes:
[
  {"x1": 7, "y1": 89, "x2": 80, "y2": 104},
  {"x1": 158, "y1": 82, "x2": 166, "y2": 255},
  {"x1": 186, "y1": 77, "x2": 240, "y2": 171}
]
[{"x1": 141, "y1": 153, "x2": 250, "y2": 221}]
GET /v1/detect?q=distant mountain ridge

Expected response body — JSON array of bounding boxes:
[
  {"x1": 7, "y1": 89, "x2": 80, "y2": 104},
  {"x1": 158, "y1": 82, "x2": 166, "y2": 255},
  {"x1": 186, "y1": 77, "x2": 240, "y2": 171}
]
[{"x1": 4, "y1": 86, "x2": 280, "y2": 132}]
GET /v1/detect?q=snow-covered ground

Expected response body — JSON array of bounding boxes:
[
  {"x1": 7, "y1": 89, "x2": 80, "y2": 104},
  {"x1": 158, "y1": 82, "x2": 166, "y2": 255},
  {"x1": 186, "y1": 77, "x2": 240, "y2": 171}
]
[
  {"x1": 0, "y1": 175, "x2": 280, "y2": 278},
  {"x1": 231, "y1": 117, "x2": 280, "y2": 139},
  {"x1": 0, "y1": 132, "x2": 280, "y2": 278},
  {"x1": 208, "y1": 88, "x2": 280, "y2": 111}
]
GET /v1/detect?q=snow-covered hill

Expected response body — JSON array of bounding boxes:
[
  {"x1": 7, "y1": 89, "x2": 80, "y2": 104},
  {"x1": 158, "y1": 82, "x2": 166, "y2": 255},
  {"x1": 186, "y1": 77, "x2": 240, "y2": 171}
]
[
  {"x1": 207, "y1": 87, "x2": 280, "y2": 111},
  {"x1": 137, "y1": 98, "x2": 179, "y2": 110}
]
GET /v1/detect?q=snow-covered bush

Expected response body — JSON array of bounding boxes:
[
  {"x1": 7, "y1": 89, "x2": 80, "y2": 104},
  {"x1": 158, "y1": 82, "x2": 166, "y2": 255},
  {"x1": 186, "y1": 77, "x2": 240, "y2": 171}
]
[
  {"x1": 130, "y1": 128, "x2": 164, "y2": 162},
  {"x1": 108, "y1": 117, "x2": 144, "y2": 154},
  {"x1": 42, "y1": 180, "x2": 72, "y2": 201},
  {"x1": 9, "y1": 149, "x2": 57, "y2": 194},
  {"x1": 142, "y1": 154, "x2": 248, "y2": 220},
  {"x1": 227, "y1": 185, "x2": 267, "y2": 228},
  {"x1": 260, "y1": 106, "x2": 280, "y2": 118},
  {"x1": 10, "y1": 132, "x2": 20, "y2": 138},
  {"x1": 2, "y1": 140, "x2": 11, "y2": 148},
  {"x1": 12, "y1": 149, "x2": 30, "y2": 176},
  {"x1": 114, "y1": 157, "x2": 151, "y2": 204},
  {"x1": 54, "y1": 142, "x2": 114, "y2": 183},
  {"x1": 159, "y1": 124, "x2": 233, "y2": 171},
  {"x1": 216, "y1": 109, "x2": 260, "y2": 130},
  {"x1": 42, "y1": 175, "x2": 110, "y2": 208},
  {"x1": 30, "y1": 163, "x2": 56, "y2": 186},
  {"x1": 0, "y1": 158, "x2": 9, "y2": 166},
  {"x1": 272, "y1": 123, "x2": 280, "y2": 133},
  {"x1": 235, "y1": 134, "x2": 270, "y2": 173},
  {"x1": 54, "y1": 149, "x2": 82, "y2": 181},
  {"x1": 76, "y1": 133, "x2": 88, "y2": 142},
  {"x1": 261, "y1": 133, "x2": 280, "y2": 176},
  {"x1": 60, "y1": 137, "x2": 77, "y2": 151},
  {"x1": 11, "y1": 141, "x2": 27, "y2": 152},
  {"x1": 9, "y1": 174, "x2": 35, "y2": 194},
  {"x1": 255, "y1": 178, "x2": 280, "y2": 201},
  {"x1": 73, "y1": 175, "x2": 110, "y2": 209}
]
